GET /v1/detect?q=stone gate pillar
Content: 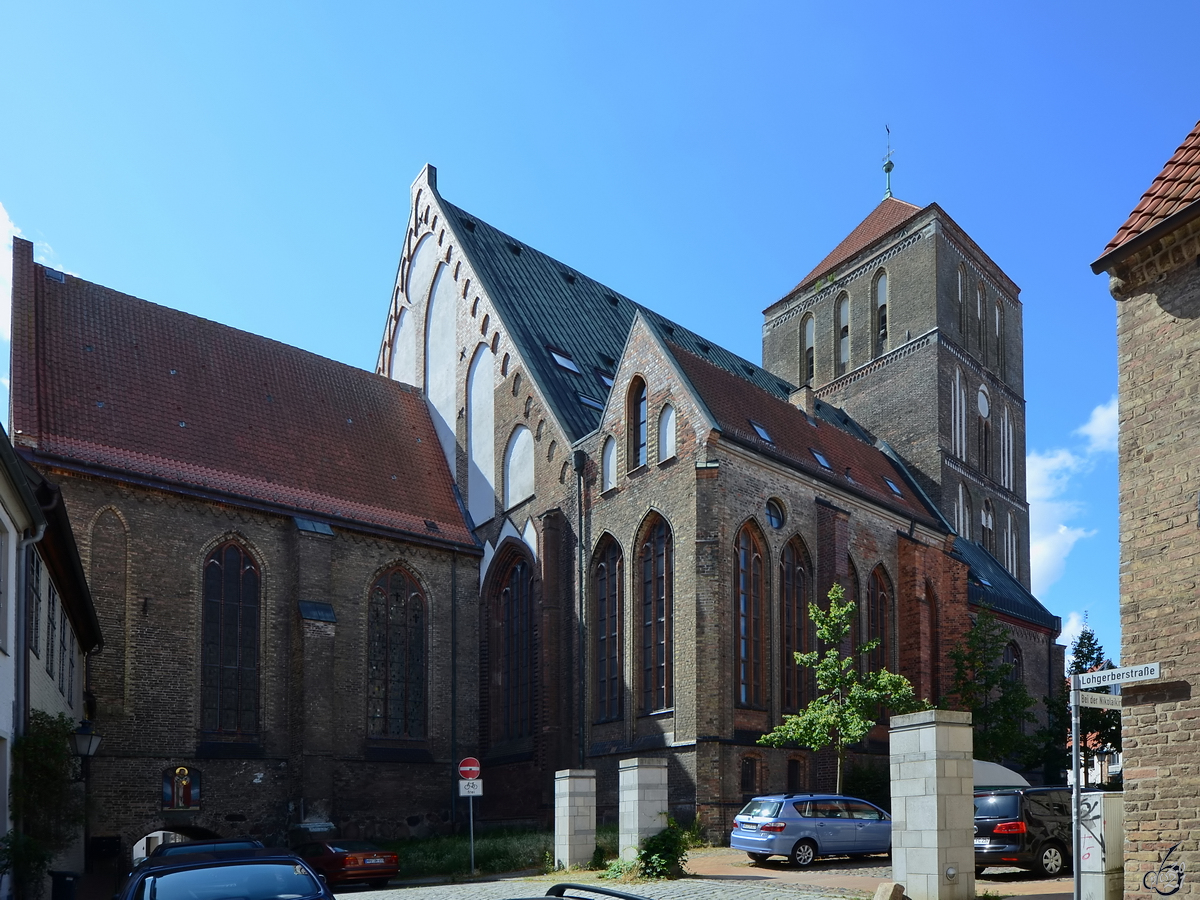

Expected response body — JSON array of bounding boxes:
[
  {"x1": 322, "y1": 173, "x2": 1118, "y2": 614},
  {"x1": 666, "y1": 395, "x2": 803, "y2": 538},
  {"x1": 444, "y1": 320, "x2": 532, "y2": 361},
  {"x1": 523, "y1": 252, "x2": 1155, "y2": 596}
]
[
  {"x1": 890, "y1": 709, "x2": 975, "y2": 900},
  {"x1": 554, "y1": 769, "x2": 596, "y2": 869},
  {"x1": 619, "y1": 758, "x2": 667, "y2": 862}
]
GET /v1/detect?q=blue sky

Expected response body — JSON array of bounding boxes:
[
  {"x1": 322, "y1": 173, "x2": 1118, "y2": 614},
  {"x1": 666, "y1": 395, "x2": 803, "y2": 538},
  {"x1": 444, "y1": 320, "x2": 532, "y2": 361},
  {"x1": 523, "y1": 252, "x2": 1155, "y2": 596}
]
[{"x1": 1, "y1": 0, "x2": 1191, "y2": 670}]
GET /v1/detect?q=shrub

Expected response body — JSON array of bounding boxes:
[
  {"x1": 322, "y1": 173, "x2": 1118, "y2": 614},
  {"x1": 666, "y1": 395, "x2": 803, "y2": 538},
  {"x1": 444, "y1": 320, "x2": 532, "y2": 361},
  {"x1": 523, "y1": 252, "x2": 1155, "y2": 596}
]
[{"x1": 637, "y1": 818, "x2": 690, "y2": 879}]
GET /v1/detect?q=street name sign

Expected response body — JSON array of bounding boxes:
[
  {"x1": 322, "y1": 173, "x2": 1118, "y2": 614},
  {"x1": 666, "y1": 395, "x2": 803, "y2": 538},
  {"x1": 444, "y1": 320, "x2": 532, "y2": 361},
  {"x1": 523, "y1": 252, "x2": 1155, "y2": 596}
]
[
  {"x1": 1074, "y1": 691, "x2": 1123, "y2": 710},
  {"x1": 1074, "y1": 662, "x2": 1159, "y2": 690}
]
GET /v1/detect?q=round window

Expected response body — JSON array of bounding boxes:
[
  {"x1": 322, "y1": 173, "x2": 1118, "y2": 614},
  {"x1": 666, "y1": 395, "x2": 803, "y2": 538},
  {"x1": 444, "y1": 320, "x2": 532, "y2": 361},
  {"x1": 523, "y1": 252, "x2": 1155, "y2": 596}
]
[
  {"x1": 766, "y1": 499, "x2": 785, "y2": 529},
  {"x1": 977, "y1": 387, "x2": 990, "y2": 418}
]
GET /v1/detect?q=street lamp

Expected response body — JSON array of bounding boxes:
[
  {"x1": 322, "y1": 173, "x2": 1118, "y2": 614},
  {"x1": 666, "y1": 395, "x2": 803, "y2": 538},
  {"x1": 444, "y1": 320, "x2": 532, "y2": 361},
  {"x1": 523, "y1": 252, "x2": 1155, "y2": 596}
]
[{"x1": 70, "y1": 720, "x2": 103, "y2": 758}]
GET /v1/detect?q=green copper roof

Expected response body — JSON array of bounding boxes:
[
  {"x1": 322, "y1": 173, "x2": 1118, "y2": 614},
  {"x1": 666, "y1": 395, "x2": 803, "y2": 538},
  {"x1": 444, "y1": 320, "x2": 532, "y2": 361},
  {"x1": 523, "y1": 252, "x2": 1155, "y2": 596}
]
[{"x1": 443, "y1": 200, "x2": 795, "y2": 442}]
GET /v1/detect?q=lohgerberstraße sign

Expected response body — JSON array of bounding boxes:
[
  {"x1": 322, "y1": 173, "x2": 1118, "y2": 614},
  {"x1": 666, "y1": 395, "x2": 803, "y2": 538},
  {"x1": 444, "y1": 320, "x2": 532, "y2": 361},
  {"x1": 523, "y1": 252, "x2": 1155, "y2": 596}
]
[{"x1": 1074, "y1": 661, "x2": 1160, "y2": 689}]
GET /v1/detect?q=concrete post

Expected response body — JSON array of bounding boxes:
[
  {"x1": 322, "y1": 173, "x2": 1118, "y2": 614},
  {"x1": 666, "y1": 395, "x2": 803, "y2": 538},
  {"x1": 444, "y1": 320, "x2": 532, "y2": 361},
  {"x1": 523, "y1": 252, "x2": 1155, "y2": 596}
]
[
  {"x1": 889, "y1": 709, "x2": 975, "y2": 900},
  {"x1": 619, "y1": 757, "x2": 668, "y2": 862},
  {"x1": 554, "y1": 769, "x2": 597, "y2": 869}
]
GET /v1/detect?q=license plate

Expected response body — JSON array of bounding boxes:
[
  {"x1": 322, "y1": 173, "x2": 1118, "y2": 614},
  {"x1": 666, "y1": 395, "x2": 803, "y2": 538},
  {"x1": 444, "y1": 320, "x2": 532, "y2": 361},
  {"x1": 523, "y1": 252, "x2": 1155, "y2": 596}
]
[
  {"x1": 974, "y1": 839, "x2": 988, "y2": 846},
  {"x1": 365, "y1": 858, "x2": 386, "y2": 865},
  {"x1": 742, "y1": 823, "x2": 758, "y2": 831}
]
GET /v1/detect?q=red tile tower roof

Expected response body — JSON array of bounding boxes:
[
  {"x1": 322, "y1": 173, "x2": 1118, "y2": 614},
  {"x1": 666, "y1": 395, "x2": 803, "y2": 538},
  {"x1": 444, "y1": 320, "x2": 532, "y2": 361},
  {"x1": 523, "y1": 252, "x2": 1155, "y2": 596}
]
[
  {"x1": 790, "y1": 197, "x2": 923, "y2": 294},
  {"x1": 9, "y1": 238, "x2": 475, "y2": 548}
]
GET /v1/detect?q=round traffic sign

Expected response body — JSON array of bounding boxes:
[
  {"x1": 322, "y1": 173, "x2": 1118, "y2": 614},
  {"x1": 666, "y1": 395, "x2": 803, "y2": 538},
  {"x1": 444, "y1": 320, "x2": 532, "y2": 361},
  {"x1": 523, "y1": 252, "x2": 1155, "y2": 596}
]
[{"x1": 458, "y1": 757, "x2": 481, "y2": 779}]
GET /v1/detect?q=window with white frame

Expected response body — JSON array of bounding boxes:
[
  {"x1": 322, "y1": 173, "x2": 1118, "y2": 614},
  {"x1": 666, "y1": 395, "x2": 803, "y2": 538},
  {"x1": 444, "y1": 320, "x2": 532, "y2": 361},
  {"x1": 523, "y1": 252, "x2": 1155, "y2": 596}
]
[
  {"x1": 601, "y1": 436, "x2": 616, "y2": 491},
  {"x1": 658, "y1": 404, "x2": 676, "y2": 461}
]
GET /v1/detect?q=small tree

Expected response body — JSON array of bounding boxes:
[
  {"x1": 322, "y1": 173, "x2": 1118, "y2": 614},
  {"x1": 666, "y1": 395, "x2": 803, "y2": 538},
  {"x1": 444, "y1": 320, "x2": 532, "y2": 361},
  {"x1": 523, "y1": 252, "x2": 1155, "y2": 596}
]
[
  {"x1": 759, "y1": 583, "x2": 924, "y2": 793},
  {"x1": 1, "y1": 711, "x2": 85, "y2": 900},
  {"x1": 946, "y1": 607, "x2": 1035, "y2": 763},
  {"x1": 1068, "y1": 626, "x2": 1121, "y2": 781}
]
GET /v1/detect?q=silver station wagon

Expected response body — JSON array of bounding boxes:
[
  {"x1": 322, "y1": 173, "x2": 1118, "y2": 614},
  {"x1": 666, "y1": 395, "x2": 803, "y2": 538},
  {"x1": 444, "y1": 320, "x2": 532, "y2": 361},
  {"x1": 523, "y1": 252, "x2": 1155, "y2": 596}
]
[{"x1": 731, "y1": 793, "x2": 892, "y2": 866}]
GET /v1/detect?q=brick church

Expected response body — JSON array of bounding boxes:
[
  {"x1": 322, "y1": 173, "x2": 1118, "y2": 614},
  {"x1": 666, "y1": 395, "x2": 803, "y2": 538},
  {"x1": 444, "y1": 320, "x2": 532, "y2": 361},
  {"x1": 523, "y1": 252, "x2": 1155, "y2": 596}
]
[{"x1": 8, "y1": 164, "x2": 1061, "y2": 858}]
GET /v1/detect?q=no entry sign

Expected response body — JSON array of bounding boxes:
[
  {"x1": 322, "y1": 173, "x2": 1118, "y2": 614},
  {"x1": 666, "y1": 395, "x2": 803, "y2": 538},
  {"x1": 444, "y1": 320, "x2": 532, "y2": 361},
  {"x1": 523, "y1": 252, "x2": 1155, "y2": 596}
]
[{"x1": 458, "y1": 757, "x2": 481, "y2": 780}]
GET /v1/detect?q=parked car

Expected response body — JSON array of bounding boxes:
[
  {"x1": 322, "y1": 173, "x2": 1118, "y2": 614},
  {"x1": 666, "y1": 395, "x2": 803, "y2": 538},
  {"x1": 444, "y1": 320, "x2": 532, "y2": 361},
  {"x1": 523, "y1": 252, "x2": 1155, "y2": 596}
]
[
  {"x1": 293, "y1": 840, "x2": 399, "y2": 888},
  {"x1": 974, "y1": 786, "x2": 1073, "y2": 877},
  {"x1": 731, "y1": 793, "x2": 892, "y2": 866},
  {"x1": 148, "y1": 838, "x2": 265, "y2": 859},
  {"x1": 117, "y1": 847, "x2": 333, "y2": 900}
]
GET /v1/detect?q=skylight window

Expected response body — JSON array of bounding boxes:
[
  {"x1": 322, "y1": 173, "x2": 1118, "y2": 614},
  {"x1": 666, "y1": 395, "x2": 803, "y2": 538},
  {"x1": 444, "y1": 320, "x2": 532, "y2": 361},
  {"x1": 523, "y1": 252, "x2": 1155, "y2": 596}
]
[
  {"x1": 750, "y1": 421, "x2": 773, "y2": 443},
  {"x1": 595, "y1": 369, "x2": 614, "y2": 388},
  {"x1": 810, "y1": 449, "x2": 831, "y2": 469},
  {"x1": 549, "y1": 347, "x2": 581, "y2": 374},
  {"x1": 578, "y1": 393, "x2": 604, "y2": 410},
  {"x1": 884, "y1": 477, "x2": 903, "y2": 496}
]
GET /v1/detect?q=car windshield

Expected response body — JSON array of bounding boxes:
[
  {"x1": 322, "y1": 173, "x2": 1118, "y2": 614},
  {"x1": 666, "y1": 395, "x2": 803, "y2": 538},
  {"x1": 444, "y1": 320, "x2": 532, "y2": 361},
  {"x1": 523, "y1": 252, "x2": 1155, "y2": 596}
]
[
  {"x1": 157, "y1": 843, "x2": 258, "y2": 857},
  {"x1": 133, "y1": 863, "x2": 321, "y2": 900},
  {"x1": 738, "y1": 800, "x2": 781, "y2": 818},
  {"x1": 975, "y1": 794, "x2": 1020, "y2": 819},
  {"x1": 327, "y1": 842, "x2": 380, "y2": 853}
]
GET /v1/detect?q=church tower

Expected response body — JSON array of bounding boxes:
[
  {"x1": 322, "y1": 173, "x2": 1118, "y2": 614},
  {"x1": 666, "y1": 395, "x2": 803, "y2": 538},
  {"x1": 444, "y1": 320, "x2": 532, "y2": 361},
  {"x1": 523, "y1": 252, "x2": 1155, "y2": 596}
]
[{"x1": 761, "y1": 198, "x2": 1031, "y2": 589}]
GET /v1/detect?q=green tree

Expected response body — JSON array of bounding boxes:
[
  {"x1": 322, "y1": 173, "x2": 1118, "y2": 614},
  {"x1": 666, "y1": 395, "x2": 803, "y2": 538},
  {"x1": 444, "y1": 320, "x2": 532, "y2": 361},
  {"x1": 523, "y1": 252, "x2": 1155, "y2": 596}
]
[
  {"x1": 1, "y1": 711, "x2": 85, "y2": 900},
  {"x1": 1068, "y1": 626, "x2": 1121, "y2": 781},
  {"x1": 946, "y1": 607, "x2": 1035, "y2": 763},
  {"x1": 1024, "y1": 681, "x2": 1070, "y2": 783},
  {"x1": 759, "y1": 583, "x2": 924, "y2": 792}
]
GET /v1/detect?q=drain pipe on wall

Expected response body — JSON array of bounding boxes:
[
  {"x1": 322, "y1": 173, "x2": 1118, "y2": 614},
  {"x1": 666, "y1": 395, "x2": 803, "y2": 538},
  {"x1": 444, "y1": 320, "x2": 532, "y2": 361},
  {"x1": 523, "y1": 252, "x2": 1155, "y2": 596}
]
[
  {"x1": 573, "y1": 449, "x2": 588, "y2": 769},
  {"x1": 450, "y1": 548, "x2": 458, "y2": 825}
]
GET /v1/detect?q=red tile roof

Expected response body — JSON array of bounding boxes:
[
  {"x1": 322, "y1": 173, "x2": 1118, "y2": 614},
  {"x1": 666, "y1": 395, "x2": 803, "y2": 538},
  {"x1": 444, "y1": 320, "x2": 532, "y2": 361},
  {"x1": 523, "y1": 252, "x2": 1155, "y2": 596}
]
[
  {"x1": 790, "y1": 197, "x2": 923, "y2": 295},
  {"x1": 666, "y1": 342, "x2": 942, "y2": 527},
  {"x1": 1102, "y1": 120, "x2": 1200, "y2": 256},
  {"x1": 9, "y1": 238, "x2": 475, "y2": 547}
]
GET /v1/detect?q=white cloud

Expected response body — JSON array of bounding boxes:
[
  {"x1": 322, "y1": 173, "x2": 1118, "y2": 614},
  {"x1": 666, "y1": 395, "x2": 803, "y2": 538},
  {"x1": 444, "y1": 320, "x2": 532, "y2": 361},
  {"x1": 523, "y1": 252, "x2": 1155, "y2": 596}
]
[
  {"x1": 0, "y1": 200, "x2": 22, "y2": 342},
  {"x1": 1027, "y1": 397, "x2": 1115, "y2": 597},
  {"x1": 1074, "y1": 395, "x2": 1118, "y2": 454}
]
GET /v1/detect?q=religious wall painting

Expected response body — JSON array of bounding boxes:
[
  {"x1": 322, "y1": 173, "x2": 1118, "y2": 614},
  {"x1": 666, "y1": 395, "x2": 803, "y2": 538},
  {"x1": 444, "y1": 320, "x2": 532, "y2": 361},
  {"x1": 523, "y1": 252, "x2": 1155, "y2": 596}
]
[{"x1": 162, "y1": 765, "x2": 202, "y2": 811}]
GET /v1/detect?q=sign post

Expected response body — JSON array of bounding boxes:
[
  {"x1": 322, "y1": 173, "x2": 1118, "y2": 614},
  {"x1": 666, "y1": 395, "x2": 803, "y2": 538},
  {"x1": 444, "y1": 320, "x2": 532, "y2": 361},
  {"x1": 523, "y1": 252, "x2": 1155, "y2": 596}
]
[
  {"x1": 458, "y1": 757, "x2": 481, "y2": 875},
  {"x1": 1070, "y1": 662, "x2": 1159, "y2": 900}
]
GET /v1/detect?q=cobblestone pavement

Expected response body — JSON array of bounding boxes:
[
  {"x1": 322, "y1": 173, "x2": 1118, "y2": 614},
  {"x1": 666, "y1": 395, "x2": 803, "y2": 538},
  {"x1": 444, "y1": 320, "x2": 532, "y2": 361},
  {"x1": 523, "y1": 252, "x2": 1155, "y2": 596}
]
[{"x1": 375, "y1": 880, "x2": 868, "y2": 900}]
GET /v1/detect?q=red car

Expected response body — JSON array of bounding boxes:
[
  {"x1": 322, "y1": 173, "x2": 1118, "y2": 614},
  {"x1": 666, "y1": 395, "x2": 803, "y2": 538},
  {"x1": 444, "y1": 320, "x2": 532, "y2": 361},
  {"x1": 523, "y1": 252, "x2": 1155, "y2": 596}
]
[{"x1": 294, "y1": 840, "x2": 399, "y2": 888}]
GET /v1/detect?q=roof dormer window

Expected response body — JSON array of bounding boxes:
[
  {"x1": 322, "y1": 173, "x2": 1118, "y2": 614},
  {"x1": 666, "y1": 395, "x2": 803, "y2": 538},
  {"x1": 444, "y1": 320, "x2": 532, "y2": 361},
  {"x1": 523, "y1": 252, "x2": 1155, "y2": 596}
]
[{"x1": 549, "y1": 347, "x2": 581, "y2": 373}]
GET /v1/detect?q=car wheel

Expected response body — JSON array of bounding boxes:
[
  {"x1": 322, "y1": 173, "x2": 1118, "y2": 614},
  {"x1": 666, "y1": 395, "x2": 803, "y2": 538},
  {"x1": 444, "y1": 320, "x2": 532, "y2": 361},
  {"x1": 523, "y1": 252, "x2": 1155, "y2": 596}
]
[
  {"x1": 1038, "y1": 843, "x2": 1066, "y2": 877},
  {"x1": 747, "y1": 853, "x2": 770, "y2": 864},
  {"x1": 791, "y1": 839, "x2": 818, "y2": 868}
]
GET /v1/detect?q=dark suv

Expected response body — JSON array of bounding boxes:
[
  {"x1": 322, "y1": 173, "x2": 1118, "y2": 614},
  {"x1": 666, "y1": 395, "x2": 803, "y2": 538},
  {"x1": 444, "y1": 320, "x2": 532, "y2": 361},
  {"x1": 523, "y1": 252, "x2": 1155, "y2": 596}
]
[{"x1": 974, "y1": 787, "x2": 1072, "y2": 877}]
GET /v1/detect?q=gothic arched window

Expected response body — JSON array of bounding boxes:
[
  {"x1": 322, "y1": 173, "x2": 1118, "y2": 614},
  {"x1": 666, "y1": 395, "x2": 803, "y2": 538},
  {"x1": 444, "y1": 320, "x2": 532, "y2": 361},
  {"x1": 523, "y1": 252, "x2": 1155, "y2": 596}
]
[
  {"x1": 977, "y1": 283, "x2": 986, "y2": 363},
  {"x1": 978, "y1": 386, "x2": 991, "y2": 477},
  {"x1": 873, "y1": 271, "x2": 888, "y2": 358},
  {"x1": 641, "y1": 517, "x2": 673, "y2": 713},
  {"x1": 866, "y1": 567, "x2": 892, "y2": 673},
  {"x1": 802, "y1": 314, "x2": 815, "y2": 385},
  {"x1": 658, "y1": 404, "x2": 676, "y2": 461},
  {"x1": 367, "y1": 566, "x2": 426, "y2": 739},
  {"x1": 495, "y1": 554, "x2": 535, "y2": 741},
  {"x1": 835, "y1": 295, "x2": 850, "y2": 376},
  {"x1": 628, "y1": 377, "x2": 648, "y2": 469},
  {"x1": 994, "y1": 299, "x2": 1005, "y2": 377},
  {"x1": 594, "y1": 539, "x2": 623, "y2": 723},
  {"x1": 982, "y1": 500, "x2": 996, "y2": 556},
  {"x1": 201, "y1": 542, "x2": 260, "y2": 735},
  {"x1": 957, "y1": 265, "x2": 967, "y2": 334},
  {"x1": 601, "y1": 436, "x2": 616, "y2": 491},
  {"x1": 1003, "y1": 641, "x2": 1024, "y2": 683},
  {"x1": 735, "y1": 524, "x2": 765, "y2": 709},
  {"x1": 780, "y1": 537, "x2": 811, "y2": 713}
]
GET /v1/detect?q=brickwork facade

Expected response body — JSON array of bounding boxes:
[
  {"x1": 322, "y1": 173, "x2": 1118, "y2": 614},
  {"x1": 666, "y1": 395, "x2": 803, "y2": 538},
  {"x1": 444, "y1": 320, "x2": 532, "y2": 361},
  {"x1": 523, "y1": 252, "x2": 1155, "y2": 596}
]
[{"x1": 1097, "y1": 201, "x2": 1200, "y2": 898}]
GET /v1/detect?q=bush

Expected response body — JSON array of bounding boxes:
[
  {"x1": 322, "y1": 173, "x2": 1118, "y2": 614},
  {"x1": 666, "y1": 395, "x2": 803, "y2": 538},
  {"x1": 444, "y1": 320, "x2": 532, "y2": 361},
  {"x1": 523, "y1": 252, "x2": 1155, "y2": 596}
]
[{"x1": 637, "y1": 818, "x2": 690, "y2": 879}]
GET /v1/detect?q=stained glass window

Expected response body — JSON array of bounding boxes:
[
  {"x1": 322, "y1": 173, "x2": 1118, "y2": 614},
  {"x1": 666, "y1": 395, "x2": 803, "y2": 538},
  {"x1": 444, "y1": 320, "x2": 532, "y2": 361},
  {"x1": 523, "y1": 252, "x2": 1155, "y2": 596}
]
[
  {"x1": 641, "y1": 518, "x2": 673, "y2": 713},
  {"x1": 595, "y1": 540, "x2": 623, "y2": 723},
  {"x1": 499, "y1": 557, "x2": 533, "y2": 740},
  {"x1": 201, "y1": 543, "x2": 260, "y2": 735},
  {"x1": 867, "y1": 568, "x2": 891, "y2": 674},
  {"x1": 735, "y1": 525, "x2": 764, "y2": 709},
  {"x1": 367, "y1": 567, "x2": 426, "y2": 739},
  {"x1": 781, "y1": 538, "x2": 811, "y2": 712}
]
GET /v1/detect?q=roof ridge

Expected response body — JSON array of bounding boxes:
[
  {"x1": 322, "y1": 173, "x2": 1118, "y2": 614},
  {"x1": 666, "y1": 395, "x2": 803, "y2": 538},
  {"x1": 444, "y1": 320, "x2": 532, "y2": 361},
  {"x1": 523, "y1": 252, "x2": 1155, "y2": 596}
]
[{"x1": 790, "y1": 197, "x2": 924, "y2": 294}]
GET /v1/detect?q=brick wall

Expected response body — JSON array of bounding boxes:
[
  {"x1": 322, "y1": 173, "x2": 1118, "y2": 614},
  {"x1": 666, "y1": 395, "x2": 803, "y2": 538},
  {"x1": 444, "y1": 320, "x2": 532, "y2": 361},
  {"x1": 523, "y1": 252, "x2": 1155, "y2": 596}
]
[
  {"x1": 1107, "y1": 245, "x2": 1200, "y2": 897},
  {"x1": 43, "y1": 467, "x2": 479, "y2": 856}
]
